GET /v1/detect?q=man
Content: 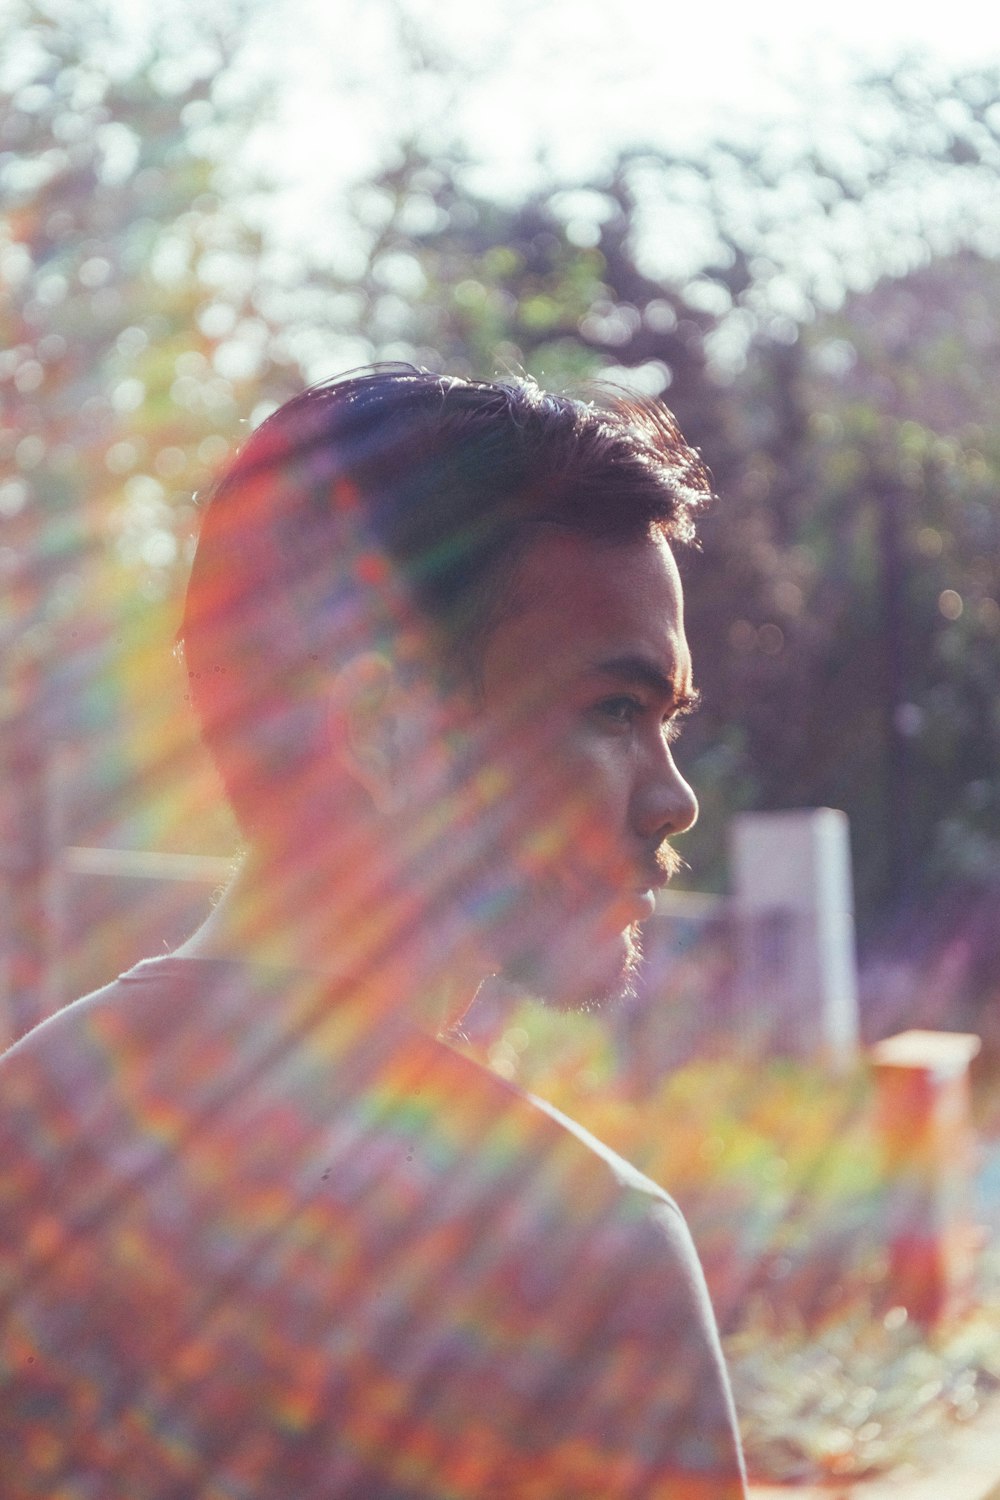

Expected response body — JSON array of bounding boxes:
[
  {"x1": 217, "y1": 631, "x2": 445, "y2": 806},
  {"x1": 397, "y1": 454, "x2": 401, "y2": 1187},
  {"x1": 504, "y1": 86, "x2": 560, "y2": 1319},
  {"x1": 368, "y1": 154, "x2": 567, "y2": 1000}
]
[{"x1": 0, "y1": 369, "x2": 747, "y2": 1497}]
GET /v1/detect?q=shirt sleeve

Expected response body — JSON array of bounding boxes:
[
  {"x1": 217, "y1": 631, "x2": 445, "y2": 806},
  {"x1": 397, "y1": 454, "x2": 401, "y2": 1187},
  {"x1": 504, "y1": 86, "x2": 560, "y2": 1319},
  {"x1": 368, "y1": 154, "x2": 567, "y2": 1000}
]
[
  {"x1": 490, "y1": 1189, "x2": 748, "y2": 1499},
  {"x1": 512, "y1": 1094, "x2": 747, "y2": 1497}
]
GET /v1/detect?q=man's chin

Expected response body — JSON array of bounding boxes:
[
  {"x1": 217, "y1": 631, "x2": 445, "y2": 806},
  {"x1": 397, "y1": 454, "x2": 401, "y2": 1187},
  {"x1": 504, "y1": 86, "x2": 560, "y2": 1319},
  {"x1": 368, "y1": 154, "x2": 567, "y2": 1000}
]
[{"x1": 501, "y1": 923, "x2": 643, "y2": 1014}]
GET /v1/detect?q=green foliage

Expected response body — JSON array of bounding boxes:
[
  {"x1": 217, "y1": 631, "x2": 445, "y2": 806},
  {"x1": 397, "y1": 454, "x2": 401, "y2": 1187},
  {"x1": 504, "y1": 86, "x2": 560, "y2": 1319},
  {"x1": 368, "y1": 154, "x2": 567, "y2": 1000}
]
[
  {"x1": 4, "y1": 9, "x2": 1000, "y2": 935},
  {"x1": 0, "y1": 0, "x2": 290, "y2": 848},
  {"x1": 463, "y1": 1000, "x2": 883, "y2": 1318},
  {"x1": 731, "y1": 1281, "x2": 1000, "y2": 1483},
  {"x1": 457, "y1": 1003, "x2": 1000, "y2": 1483},
  {"x1": 709, "y1": 255, "x2": 1000, "y2": 918},
  {"x1": 291, "y1": 64, "x2": 1000, "y2": 930}
]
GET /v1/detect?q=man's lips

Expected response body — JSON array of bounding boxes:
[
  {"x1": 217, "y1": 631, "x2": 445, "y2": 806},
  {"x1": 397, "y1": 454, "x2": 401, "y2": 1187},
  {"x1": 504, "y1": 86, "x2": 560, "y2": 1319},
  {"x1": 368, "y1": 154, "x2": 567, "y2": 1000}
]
[
  {"x1": 578, "y1": 881, "x2": 660, "y2": 925},
  {"x1": 627, "y1": 860, "x2": 672, "y2": 919},
  {"x1": 516, "y1": 859, "x2": 671, "y2": 926}
]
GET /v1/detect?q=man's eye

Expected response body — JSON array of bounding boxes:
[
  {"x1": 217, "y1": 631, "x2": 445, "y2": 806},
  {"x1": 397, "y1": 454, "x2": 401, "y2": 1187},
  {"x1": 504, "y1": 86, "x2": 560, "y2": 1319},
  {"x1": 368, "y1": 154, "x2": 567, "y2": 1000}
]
[{"x1": 597, "y1": 695, "x2": 643, "y2": 726}]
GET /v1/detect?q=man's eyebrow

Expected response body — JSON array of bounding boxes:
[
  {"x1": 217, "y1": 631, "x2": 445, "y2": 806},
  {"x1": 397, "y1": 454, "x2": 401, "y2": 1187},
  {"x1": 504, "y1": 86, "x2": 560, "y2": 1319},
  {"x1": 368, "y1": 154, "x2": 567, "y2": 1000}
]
[{"x1": 588, "y1": 654, "x2": 701, "y2": 712}]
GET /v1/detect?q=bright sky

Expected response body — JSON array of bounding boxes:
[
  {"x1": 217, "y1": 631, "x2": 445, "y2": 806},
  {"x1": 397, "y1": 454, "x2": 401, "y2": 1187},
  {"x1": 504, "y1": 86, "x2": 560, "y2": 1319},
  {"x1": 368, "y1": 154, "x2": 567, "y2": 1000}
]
[
  {"x1": 234, "y1": 0, "x2": 1000, "y2": 227},
  {"x1": 63, "y1": 0, "x2": 1000, "y2": 292}
]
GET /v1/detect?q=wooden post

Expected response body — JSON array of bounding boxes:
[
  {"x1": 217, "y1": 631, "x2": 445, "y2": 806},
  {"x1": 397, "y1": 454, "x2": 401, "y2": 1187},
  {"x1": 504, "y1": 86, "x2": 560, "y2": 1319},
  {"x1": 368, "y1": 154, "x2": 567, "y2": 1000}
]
[{"x1": 871, "y1": 1029, "x2": 982, "y2": 1327}]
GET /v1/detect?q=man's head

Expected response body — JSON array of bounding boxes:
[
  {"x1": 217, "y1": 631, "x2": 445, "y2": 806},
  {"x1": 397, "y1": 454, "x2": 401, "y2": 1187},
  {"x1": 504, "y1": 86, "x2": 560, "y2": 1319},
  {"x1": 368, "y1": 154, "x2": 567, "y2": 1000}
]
[{"x1": 182, "y1": 367, "x2": 709, "y2": 1008}]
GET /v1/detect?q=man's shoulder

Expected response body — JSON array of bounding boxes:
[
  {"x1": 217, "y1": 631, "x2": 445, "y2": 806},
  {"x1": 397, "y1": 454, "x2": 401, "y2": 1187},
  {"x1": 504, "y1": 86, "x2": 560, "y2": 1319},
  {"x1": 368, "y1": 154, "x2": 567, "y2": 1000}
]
[
  {"x1": 0, "y1": 954, "x2": 692, "y2": 1284},
  {"x1": 433, "y1": 1035, "x2": 686, "y2": 1224},
  {"x1": 0, "y1": 955, "x2": 679, "y2": 1216},
  {"x1": 0, "y1": 957, "x2": 242, "y2": 1131},
  {"x1": 1, "y1": 956, "x2": 206, "y2": 1068},
  {"x1": 526, "y1": 1086, "x2": 684, "y2": 1211},
  {"x1": 0, "y1": 958, "x2": 746, "y2": 1497}
]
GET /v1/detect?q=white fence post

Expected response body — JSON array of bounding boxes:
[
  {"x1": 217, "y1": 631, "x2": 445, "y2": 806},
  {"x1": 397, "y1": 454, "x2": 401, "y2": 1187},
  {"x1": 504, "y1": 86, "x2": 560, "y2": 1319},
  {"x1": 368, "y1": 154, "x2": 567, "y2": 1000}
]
[{"x1": 729, "y1": 808, "x2": 860, "y2": 1064}]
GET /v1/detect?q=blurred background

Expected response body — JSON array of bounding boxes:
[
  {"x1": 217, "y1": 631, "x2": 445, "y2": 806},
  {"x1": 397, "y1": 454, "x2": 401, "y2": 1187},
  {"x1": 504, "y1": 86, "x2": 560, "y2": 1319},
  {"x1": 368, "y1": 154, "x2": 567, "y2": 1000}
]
[
  {"x1": 3, "y1": 0, "x2": 999, "y2": 1034},
  {"x1": 3, "y1": 0, "x2": 1000, "y2": 1482}
]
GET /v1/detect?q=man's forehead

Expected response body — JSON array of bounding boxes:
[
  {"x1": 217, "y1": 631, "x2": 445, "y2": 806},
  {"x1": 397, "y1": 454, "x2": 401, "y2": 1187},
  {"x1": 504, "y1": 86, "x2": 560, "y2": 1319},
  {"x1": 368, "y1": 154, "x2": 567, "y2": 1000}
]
[{"x1": 480, "y1": 528, "x2": 691, "y2": 696}]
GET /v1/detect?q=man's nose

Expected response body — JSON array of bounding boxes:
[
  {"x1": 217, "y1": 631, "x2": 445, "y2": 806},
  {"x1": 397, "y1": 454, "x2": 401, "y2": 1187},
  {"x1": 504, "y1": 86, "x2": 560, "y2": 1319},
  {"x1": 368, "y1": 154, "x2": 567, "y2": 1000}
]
[{"x1": 633, "y1": 741, "x2": 699, "y2": 843}]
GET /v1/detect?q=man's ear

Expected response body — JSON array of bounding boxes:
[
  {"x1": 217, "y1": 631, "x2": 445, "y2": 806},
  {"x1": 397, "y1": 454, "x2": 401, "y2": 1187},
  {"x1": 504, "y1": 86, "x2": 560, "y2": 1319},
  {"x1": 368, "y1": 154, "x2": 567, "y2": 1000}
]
[{"x1": 325, "y1": 652, "x2": 412, "y2": 815}]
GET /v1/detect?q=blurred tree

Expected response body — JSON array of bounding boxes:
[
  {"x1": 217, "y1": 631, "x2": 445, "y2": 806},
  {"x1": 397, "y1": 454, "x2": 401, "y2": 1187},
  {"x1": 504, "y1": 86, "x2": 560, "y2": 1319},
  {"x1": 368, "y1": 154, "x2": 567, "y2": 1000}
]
[
  {"x1": 4, "y1": 4, "x2": 998, "y2": 984},
  {"x1": 796, "y1": 253, "x2": 1000, "y2": 902},
  {"x1": 0, "y1": 0, "x2": 294, "y2": 857},
  {"x1": 674, "y1": 250, "x2": 1000, "y2": 921},
  {"x1": 273, "y1": 140, "x2": 721, "y2": 413},
  {"x1": 275, "y1": 64, "x2": 1000, "y2": 927},
  {"x1": 572, "y1": 63, "x2": 1000, "y2": 922}
]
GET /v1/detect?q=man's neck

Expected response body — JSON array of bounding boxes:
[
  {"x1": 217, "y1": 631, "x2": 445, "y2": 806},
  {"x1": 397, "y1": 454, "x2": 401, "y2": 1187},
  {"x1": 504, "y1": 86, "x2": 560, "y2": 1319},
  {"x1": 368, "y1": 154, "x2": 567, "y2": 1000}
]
[{"x1": 174, "y1": 846, "x2": 483, "y2": 1036}]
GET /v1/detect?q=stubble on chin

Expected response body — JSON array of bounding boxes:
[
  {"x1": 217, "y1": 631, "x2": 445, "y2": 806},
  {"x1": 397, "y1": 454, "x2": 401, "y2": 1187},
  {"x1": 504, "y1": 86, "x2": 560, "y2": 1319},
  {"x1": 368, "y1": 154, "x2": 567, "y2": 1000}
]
[{"x1": 502, "y1": 921, "x2": 645, "y2": 1015}]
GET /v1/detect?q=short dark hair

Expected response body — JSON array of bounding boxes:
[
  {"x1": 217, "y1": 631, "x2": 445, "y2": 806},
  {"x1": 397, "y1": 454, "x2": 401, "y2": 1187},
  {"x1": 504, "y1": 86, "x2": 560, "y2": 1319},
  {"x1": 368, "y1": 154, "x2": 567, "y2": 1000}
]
[{"x1": 182, "y1": 366, "x2": 711, "y2": 834}]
